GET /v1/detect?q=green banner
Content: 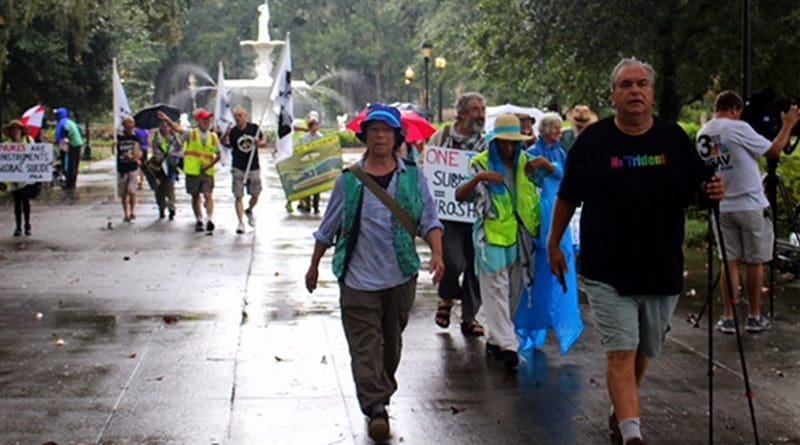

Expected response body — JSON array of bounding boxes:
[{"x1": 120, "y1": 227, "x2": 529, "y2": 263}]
[{"x1": 276, "y1": 134, "x2": 343, "y2": 201}]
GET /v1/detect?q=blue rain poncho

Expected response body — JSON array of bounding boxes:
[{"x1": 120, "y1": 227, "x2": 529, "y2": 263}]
[{"x1": 515, "y1": 141, "x2": 584, "y2": 354}]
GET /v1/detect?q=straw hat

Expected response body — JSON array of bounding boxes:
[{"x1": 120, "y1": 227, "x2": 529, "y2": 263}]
[
  {"x1": 2, "y1": 119, "x2": 28, "y2": 138},
  {"x1": 488, "y1": 114, "x2": 534, "y2": 142},
  {"x1": 567, "y1": 105, "x2": 598, "y2": 127}
]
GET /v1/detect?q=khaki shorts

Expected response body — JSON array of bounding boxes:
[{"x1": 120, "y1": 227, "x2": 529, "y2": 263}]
[
  {"x1": 185, "y1": 173, "x2": 214, "y2": 196},
  {"x1": 715, "y1": 208, "x2": 774, "y2": 264},
  {"x1": 117, "y1": 171, "x2": 139, "y2": 197},
  {"x1": 232, "y1": 167, "x2": 262, "y2": 198},
  {"x1": 583, "y1": 278, "x2": 679, "y2": 358}
]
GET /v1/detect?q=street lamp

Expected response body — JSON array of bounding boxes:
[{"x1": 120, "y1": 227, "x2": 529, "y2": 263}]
[
  {"x1": 434, "y1": 56, "x2": 447, "y2": 123},
  {"x1": 420, "y1": 42, "x2": 432, "y2": 112},
  {"x1": 404, "y1": 67, "x2": 416, "y2": 103}
]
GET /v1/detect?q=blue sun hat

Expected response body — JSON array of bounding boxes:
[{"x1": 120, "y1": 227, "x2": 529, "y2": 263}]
[{"x1": 356, "y1": 103, "x2": 404, "y2": 142}]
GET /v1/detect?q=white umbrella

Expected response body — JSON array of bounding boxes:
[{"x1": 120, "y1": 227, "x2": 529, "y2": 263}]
[{"x1": 485, "y1": 104, "x2": 545, "y2": 136}]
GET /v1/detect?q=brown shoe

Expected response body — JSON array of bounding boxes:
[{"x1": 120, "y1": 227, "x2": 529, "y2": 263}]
[{"x1": 368, "y1": 410, "x2": 390, "y2": 442}]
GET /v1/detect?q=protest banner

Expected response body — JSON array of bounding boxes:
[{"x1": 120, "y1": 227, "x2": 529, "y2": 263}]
[
  {"x1": 422, "y1": 145, "x2": 478, "y2": 223},
  {"x1": 0, "y1": 143, "x2": 54, "y2": 182},
  {"x1": 275, "y1": 134, "x2": 342, "y2": 201}
]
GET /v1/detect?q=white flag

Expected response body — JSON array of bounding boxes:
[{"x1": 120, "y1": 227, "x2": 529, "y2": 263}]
[
  {"x1": 270, "y1": 33, "x2": 294, "y2": 161},
  {"x1": 112, "y1": 58, "x2": 132, "y2": 134},
  {"x1": 215, "y1": 61, "x2": 235, "y2": 134}
]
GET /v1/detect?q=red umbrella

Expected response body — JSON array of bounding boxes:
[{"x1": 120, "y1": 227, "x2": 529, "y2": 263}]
[{"x1": 347, "y1": 108, "x2": 437, "y2": 143}]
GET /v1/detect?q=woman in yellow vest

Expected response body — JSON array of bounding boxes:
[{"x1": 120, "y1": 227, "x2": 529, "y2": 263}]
[{"x1": 455, "y1": 113, "x2": 549, "y2": 372}]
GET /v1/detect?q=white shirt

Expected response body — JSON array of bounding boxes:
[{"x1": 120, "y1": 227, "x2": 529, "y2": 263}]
[{"x1": 696, "y1": 118, "x2": 771, "y2": 212}]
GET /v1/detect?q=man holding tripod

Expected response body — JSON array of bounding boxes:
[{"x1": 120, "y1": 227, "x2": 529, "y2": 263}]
[
  {"x1": 696, "y1": 91, "x2": 800, "y2": 333},
  {"x1": 548, "y1": 57, "x2": 724, "y2": 445}
]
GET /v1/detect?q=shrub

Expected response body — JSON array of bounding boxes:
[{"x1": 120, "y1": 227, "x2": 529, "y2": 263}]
[{"x1": 685, "y1": 216, "x2": 709, "y2": 248}]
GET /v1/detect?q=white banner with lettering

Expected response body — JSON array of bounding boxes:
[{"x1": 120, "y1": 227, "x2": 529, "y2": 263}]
[
  {"x1": 422, "y1": 146, "x2": 478, "y2": 223},
  {"x1": 0, "y1": 143, "x2": 54, "y2": 182}
]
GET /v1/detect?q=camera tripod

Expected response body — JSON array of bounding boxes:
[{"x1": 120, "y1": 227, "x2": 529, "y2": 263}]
[{"x1": 693, "y1": 204, "x2": 761, "y2": 445}]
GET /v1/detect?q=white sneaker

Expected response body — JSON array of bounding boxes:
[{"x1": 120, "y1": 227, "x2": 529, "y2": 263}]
[
  {"x1": 245, "y1": 208, "x2": 256, "y2": 227},
  {"x1": 236, "y1": 222, "x2": 245, "y2": 234}
]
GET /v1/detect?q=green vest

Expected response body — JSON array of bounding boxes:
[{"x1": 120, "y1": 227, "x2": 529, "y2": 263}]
[
  {"x1": 471, "y1": 150, "x2": 540, "y2": 247},
  {"x1": 332, "y1": 162, "x2": 424, "y2": 279},
  {"x1": 183, "y1": 129, "x2": 219, "y2": 175}
]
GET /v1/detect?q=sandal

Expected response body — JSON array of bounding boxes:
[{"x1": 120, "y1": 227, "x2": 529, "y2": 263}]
[
  {"x1": 435, "y1": 300, "x2": 452, "y2": 328},
  {"x1": 460, "y1": 320, "x2": 485, "y2": 337}
]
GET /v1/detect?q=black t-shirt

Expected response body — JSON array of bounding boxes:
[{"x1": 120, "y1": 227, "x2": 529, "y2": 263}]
[
  {"x1": 117, "y1": 134, "x2": 140, "y2": 173},
  {"x1": 558, "y1": 117, "x2": 708, "y2": 295},
  {"x1": 228, "y1": 123, "x2": 262, "y2": 171}
]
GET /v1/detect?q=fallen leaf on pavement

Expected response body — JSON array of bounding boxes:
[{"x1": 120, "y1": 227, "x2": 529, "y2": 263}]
[
  {"x1": 274, "y1": 356, "x2": 285, "y2": 362},
  {"x1": 320, "y1": 355, "x2": 327, "y2": 364},
  {"x1": 450, "y1": 406, "x2": 463, "y2": 414},
  {"x1": 128, "y1": 353, "x2": 137, "y2": 359}
]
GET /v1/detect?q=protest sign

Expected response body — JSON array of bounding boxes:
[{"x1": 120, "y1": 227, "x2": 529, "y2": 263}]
[
  {"x1": 0, "y1": 143, "x2": 53, "y2": 182},
  {"x1": 275, "y1": 134, "x2": 342, "y2": 201},
  {"x1": 422, "y1": 145, "x2": 478, "y2": 223}
]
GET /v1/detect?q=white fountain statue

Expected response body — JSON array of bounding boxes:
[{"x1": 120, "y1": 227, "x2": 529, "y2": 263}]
[{"x1": 227, "y1": 0, "x2": 301, "y2": 128}]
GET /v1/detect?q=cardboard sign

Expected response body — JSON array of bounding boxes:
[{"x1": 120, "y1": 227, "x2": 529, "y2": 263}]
[
  {"x1": 0, "y1": 143, "x2": 54, "y2": 182},
  {"x1": 276, "y1": 134, "x2": 342, "y2": 201},
  {"x1": 422, "y1": 146, "x2": 478, "y2": 223}
]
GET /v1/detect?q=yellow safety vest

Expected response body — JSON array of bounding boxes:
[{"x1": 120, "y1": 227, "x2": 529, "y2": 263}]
[{"x1": 183, "y1": 129, "x2": 219, "y2": 176}]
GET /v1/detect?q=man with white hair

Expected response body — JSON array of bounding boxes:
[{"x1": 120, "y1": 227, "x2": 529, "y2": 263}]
[
  {"x1": 223, "y1": 106, "x2": 266, "y2": 234},
  {"x1": 548, "y1": 57, "x2": 724, "y2": 445}
]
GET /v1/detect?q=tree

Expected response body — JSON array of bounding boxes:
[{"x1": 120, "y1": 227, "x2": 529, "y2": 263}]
[{"x1": 468, "y1": 0, "x2": 800, "y2": 120}]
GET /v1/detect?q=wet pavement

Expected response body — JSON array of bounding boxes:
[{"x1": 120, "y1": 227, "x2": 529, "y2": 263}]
[{"x1": 1, "y1": 152, "x2": 800, "y2": 445}]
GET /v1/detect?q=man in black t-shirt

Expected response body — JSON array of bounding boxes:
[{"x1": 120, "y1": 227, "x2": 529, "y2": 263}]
[
  {"x1": 116, "y1": 116, "x2": 143, "y2": 222},
  {"x1": 547, "y1": 58, "x2": 724, "y2": 445},
  {"x1": 223, "y1": 106, "x2": 266, "y2": 234}
]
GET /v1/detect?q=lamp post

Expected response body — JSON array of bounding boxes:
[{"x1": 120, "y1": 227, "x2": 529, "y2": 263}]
[
  {"x1": 404, "y1": 67, "x2": 416, "y2": 103},
  {"x1": 421, "y1": 42, "x2": 432, "y2": 112},
  {"x1": 434, "y1": 56, "x2": 447, "y2": 123}
]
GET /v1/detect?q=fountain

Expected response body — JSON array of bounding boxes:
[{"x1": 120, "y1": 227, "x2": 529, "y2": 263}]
[{"x1": 227, "y1": 0, "x2": 308, "y2": 128}]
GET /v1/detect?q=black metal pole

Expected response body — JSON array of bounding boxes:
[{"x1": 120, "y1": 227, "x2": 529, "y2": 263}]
[
  {"x1": 741, "y1": 0, "x2": 751, "y2": 99},
  {"x1": 707, "y1": 210, "x2": 714, "y2": 444},
  {"x1": 438, "y1": 79, "x2": 443, "y2": 123},
  {"x1": 82, "y1": 120, "x2": 92, "y2": 160},
  {"x1": 424, "y1": 56, "x2": 430, "y2": 111}
]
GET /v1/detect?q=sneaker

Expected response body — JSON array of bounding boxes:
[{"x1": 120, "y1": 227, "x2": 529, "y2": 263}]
[
  {"x1": 123, "y1": 216, "x2": 132, "y2": 223},
  {"x1": 245, "y1": 208, "x2": 256, "y2": 227},
  {"x1": 745, "y1": 315, "x2": 771, "y2": 333},
  {"x1": 236, "y1": 222, "x2": 245, "y2": 234},
  {"x1": 297, "y1": 204, "x2": 310, "y2": 214},
  {"x1": 195, "y1": 221, "x2": 204, "y2": 232},
  {"x1": 206, "y1": 220, "x2": 215, "y2": 233},
  {"x1": 485, "y1": 342, "x2": 503, "y2": 361},
  {"x1": 158, "y1": 208, "x2": 166, "y2": 219},
  {"x1": 24, "y1": 225, "x2": 31, "y2": 236},
  {"x1": 13, "y1": 228, "x2": 21, "y2": 237},
  {"x1": 716, "y1": 318, "x2": 735, "y2": 334},
  {"x1": 501, "y1": 350, "x2": 519, "y2": 372},
  {"x1": 168, "y1": 210, "x2": 175, "y2": 221},
  {"x1": 367, "y1": 409, "x2": 390, "y2": 442}
]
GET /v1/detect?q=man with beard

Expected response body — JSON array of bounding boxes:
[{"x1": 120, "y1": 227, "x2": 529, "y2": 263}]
[{"x1": 428, "y1": 92, "x2": 487, "y2": 337}]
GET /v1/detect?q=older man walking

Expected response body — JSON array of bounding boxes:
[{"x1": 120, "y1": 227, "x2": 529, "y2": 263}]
[
  {"x1": 428, "y1": 92, "x2": 487, "y2": 336},
  {"x1": 548, "y1": 57, "x2": 724, "y2": 445}
]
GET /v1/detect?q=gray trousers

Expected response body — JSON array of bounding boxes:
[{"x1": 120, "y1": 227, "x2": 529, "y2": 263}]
[
  {"x1": 438, "y1": 221, "x2": 481, "y2": 323},
  {"x1": 340, "y1": 277, "x2": 416, "y2": 415},
  {"x1": 154, "y1": 179, "x2": 176, "y2": 213}
]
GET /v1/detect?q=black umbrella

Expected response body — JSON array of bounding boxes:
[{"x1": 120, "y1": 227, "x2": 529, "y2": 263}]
[{"x1": 134, "y1": 104, "x2": 181, "y2": 129}]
